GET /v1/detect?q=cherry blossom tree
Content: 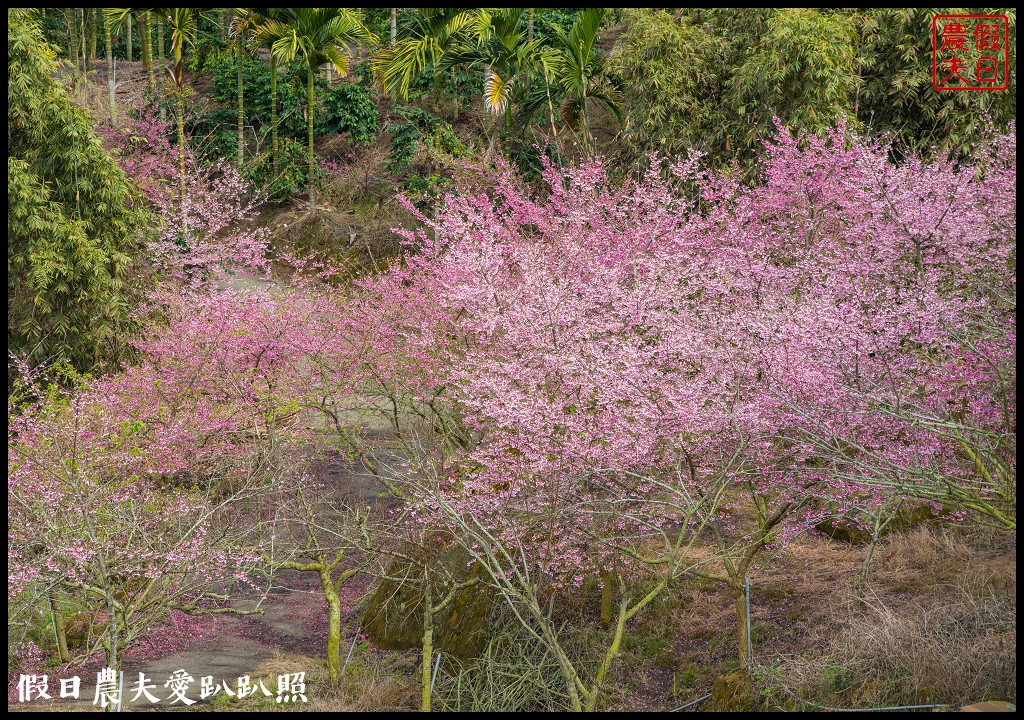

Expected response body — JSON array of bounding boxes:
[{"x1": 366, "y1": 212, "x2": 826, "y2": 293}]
[
  {"x1": 8, "y1": 280, "x2": 382, "y2": 672},
  {"x1": 359, "y1": 120, "x2": 1016, "y2": 690},
  {"x1": 98, "y1": 101, "x2": 270, "y2": 279}
]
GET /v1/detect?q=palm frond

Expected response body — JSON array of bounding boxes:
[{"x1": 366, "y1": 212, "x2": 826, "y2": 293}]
[{"x1": 484, "y1": 68, "x2": 514, "y2": 114}]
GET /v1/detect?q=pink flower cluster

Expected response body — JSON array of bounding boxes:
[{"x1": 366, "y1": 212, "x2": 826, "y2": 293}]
[
  {"x1": 98, "y1": 101, "x2": 269, "y2": 279},
  {"x1": 362, "y1": 122, "x2": 1016, "y2": 584}
]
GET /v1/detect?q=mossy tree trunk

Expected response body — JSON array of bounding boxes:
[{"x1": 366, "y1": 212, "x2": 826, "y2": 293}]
[
  {"x1": 142, "y1": 12, "x2": 154, "y2": 92},
  {"x1": 421, "y1": 576, "x2": 434, "y2": 712},
  {"x1": 237, "y1": 36, "x2": 245, "y2": 169},
  {"x1": 176, "y1": 79, "x2": 186, "y2": 229},
  {"x1": 413, "y1": 567, "x2": 481, "y2": 712},
  {"x1": 733, "y1": 579, "x2": 750, "y2": 668},
  {"x1": 157, "y1": 19, "x2": 165, "y2": 122},
  {"x1": 88, "y1": 9, "x2": 97, "y2": 61},
  {"x1": 49, "y1": 597, "x2": 70, "y2": 663},
  {"x1": 105, "y1": 16, "x2": 115, "y2": 123},
  {"x1": 280, "y1": 554, "x2": 358, "y2": 683},
  {"x1": 79, "y1": 9, "x2": 89, "y2": 101},
  {"x1": 600, "y1": 568, "x2": 614, "y2": 628},
  {"x1": 700, "y1": 499, "x2": 804, "y2": 669},
  {"x1": 270, "y1": 56, "x2": 279, "y2": 177},
  {"x1": 307, "y1": 69, "x2": 316, "y2": 212}
]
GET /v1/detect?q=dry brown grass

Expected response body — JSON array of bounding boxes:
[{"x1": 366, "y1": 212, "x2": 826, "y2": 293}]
[
  {"x1": 307, "y1": 652, "x2": 418, "y2": 713},
  {"x1": 757, "y1": 525, "x2": 1016, "y2": 710},
  {"x1": 874, "y1": 525, "x2": 974, "y2": 579},
  {"x1": 252, "y1": 651, "x2": 314, "y2": 680},
  {"x1": 767, "y1": 582, "x2": 1016, "y2": 708}
]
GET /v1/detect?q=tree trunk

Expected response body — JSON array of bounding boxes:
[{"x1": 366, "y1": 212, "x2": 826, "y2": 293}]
[
  {"x1": 68, "y1": 9, "x2": 79, "y2": 81},
  {"x1": 451, "y1": 68, "x2": 460, "y2": 122},
  {"x1": 101, "y1": 570, "x2": 121, "y2": 674},
  {"x1": 307, "y1": 70, "x2": 316, "y2": 212},
  {"x1": 320, "y1": 568, "x2": 343, "y2": 682},
  {"x1": 49, "y1": 597, "x2": 70, "y2": 663},
  {"x1": 82, "y1": 10, "x2": 89, "y2": 63},
  {"x1": 142, "y1": 13, "x2": 154, "y2": 92},
  {"x1": 600, "y1": 569, "x2": 613, "y2": 628},
  {"x1": 421, "y1": 579, "x2": 433, "y2": 712},
  {"x1": 540, "y1": 617, "x2": 585, "y2": 712},
  {"x1": 79, "y1": 9, "x2": 88, "y2": 101},
  {"x1": 528, "y1": 8, "x2": 535, "y2": 39},
  {"x1": 177, "y1": 83, "x2": 187, "y2": 229},
  {"x1": 581, "y1": 86, "x2": 592, "y2": 158},
  {"x1": 105, "y1": 17, "x2": 116, "y2": 123},
  {"x1": 585, "y1": 600, "x2": 628, "y2": 712},
  {"x1": 93, "y1": 9, "x2": 101, "y2": 61},
  {"x1": 544, "y1": 77, "x2": 564, "y2": 169},
  {"x1": 87, "y1": 9, "x2": 97, "y2": 61},
  {"x1": 390, "y1": 8, "x2": 397, "y2": 46},
  {"x1": 126, "y1": 12, "x2": 132, "y2": 63},
  {"x1": 733, "y1": 580, "x2": 749, "y2": 668},
  {"x1": 157, "y1": 19, "x2": 165, "y2": 122},
  {"x1": 237, "y1": 37, "x2": 244, "y2": 169},
  {"x1": 271, "y1": 56, "x2": 279, "y2": 178}
]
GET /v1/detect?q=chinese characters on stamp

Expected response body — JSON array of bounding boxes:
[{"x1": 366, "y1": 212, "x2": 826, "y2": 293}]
[{"x1": 932, "y1": 14, "x2": 1009, "y2": 91}]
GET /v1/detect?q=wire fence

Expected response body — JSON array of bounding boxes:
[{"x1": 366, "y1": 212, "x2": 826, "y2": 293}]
[{"x1": 341, "y1": 577, "x2": 997, "y2": 713}]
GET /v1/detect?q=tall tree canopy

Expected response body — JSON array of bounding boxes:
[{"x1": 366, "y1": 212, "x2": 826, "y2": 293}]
[{"x1": 8, "y1": 9, "x2": 147, "y2": 378}]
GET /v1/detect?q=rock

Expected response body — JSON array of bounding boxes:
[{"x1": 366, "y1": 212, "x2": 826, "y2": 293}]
[
  {"x1": 961, "y1": 701, "x2": 1016, "y2": 711},
  {"x1": 363, "y1": 543, "x2": 491, "y2": 658},
  {"x1": 709, "y1": 669, "x2": 751, "y2": 711},
  {"x1": 816, "y1": 504, "x2": 951, "y2": 545}
]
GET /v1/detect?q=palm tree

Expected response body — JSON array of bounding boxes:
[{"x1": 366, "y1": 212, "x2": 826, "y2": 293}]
[
  {"x1": 141, "y1": 11, "x2": 155, "y2": 92},
  {"x1": 257, "y1": 9, "x2": 377, "y2": 212},
  {"x1": 111, "y1": 9, "x2": 201, "y2": 218},
  {"x1": 126, "y1": 11, "x2": 132, "y2": 62},
  {"x1": 156, "y1": 16, "x2": 166, "y2": 122},
  {"x1": 442, "y1": 8, "x2": 548, "y2": 133},
  {"x1": 518, "y1": 9, "x2": 619, "y2": 157},
  {"x1": 67, "y1": 9, "x2": 80, "y2": 89},
  {"x1": 237, "y1": 10, "x2": 289, "y2": 179},
  {"x1": 104, "y1": 13, "x2": 116, "y2": 123},
  {"x1": 158, "y1": 8, "x2": 200, "y2": 208},
  {"x1": 229, "y1": 11, "x2": 257, "y2": 170},
  {"x1": 371, "y1": 8, "x2": 481, "y2": 108}
]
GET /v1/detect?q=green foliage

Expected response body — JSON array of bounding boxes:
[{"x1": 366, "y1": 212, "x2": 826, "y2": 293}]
[
  {"x1": 607, "y1": 9, "x2": 727, "y2": 160},
  {"x1": 726, "y1": 9, "x2": 859, "y2": 148},
  {"x1": 8, "y1": 9, "x2": 146, "y2": 377},
  {"x1": 206, "y1": 52, "x2": 309, "y2": 141},
  {"x1": 199, "y1": 48, "x2": 378, "y2": 198},
  {"x1": 184, "y1": 12, "x2": 231, "y2": 72},
  {"x1": 402, "y1": 61, "x2": 485, "y2": 110},
  {"x1": 320, "y1": 83, "x2": 380, "y2": 145},
  {"x1": 404, "y1": 173, "x2": 453, "y2": 212},
  {"x1": 532, "y1": 8, "x2": 620, "y2": 155},
  {"x1": 247, "y1": 138, "x2": 329, "y2": 201},
  {"x1": 609, "y1": 8, "x2": 1016, "y2": 168},
  {"x1": 857, "y1": 8, "x2": 1017, "y2": 157},
  {"x1": 531, "y1": 9, "x2": 580, "y2": 46},
  {"x1": 504, "y1": 141, "x2": 550, "y2": 182},
  {"x1": 385, "y1": 106, "x2": 467, "y2": 173},
  {"x1": 189, "y1": 107, "x2": 239, "y2": 161}
]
